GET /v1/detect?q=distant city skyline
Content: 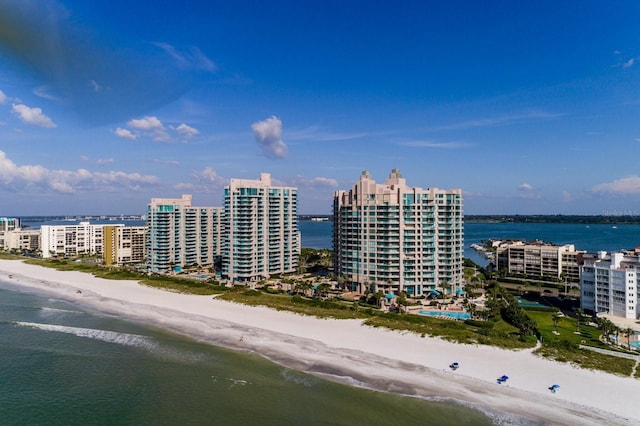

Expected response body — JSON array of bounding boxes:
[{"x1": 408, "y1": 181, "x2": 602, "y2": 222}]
[{"x1": 1, "y1": 1, "x2": 640, "y2": 216}]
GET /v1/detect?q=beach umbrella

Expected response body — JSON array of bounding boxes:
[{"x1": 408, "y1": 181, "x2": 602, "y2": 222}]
[
  {"x1": 501, "y1": 375, "x2": 509, "y2": 381},
  {"x1": 552, "y1": 384, "x2": 560, "y2": 389}
]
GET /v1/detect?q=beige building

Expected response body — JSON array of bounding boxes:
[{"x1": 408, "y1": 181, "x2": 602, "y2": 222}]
[
  {"x1": 496, "y1": 241, "x2": 584, "y2": 283},
  {"x1": 103, "y1": 225, "x2": 146, "y2": 266},
  {"x1": 3, "y1": 229, "x2": 40, "y2": 253},
  {"x1": 333, "y1": 169, "x2": 463, "y2": 297}
]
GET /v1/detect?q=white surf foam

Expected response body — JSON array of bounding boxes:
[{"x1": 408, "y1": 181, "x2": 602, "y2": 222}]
[{"x1": 14, "y1": 321, "x2": 157, "y2": 350}]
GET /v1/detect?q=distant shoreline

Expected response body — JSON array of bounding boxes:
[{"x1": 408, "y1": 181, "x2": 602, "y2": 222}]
[{"x1": 465, "y1": 215, "x2": 640, "y2": 225}]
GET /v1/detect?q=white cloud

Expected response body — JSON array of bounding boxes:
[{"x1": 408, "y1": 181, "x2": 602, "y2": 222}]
[
  {"x1": 128, "y1": 116, "x2": 164, "y2": 131},
  {"x1": 115, "y1": 127, "x2": 138, "y2": 140},
  {"x1": 96, "y1": 158, "x2": 114, "y2": 165},
  {"x1": 623, "y1": 58, "x2": 635, "y2": 69},
  {"x1": 252, "y1": 116, "x2": 288, "y2": 158},
  {"x1": 11, "y1": 103, "x2": 56, "y2": 128},
  {"x1": 176, "y1": 123, "x2": 199, "y2": 138},
  {"x1": 0, "y1": 150, "x2": 158, "y2": 194},
  {"x1": 0, "y1": 90, "x2": 7, "y2": 104},
  {"x1": 592, "y1": 176, "x2": 640, "y2": 194},
  {"x1": 127, "y1": 116, "x2": 170, "y2": 142},
  {"x1": 192, "y1": 166, "x2": 226, "y2": 187},
  {"x1": 518, "y1": 183, "x2": 533, "y2": 191},
  {"x1": 80, "y1": 155, "x2": 89, "y2": 161}
]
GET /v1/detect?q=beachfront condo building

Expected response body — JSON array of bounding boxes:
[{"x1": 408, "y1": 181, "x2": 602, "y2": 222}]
[
  {"x1": 103, "y1": 225, "x2": 146, "y2": 266},
  {"x1": 3, "y1": 229, "x2": 40, "y2": 253},
  {"x1": 146, "y1": 195, "x2": 223, "y2": 273},
  {"x1": 496, "y1": 242, "x2": 585, "y2": 284},
  {"x1": 0, "y1": 217, "x2": 20, "y2": 232},
  {"x1": 41, "y1": 222, "x2": 117, "y2": 258},
  {"x1": 222, "y1": 173, "x2": 300, "y2": 283},
  {"x1": 0, "y1": 217, "x2": 20, "y2": 249},
  {"x1": 580, "y1": 251, "x2": 640, "y2": 319},
  {"x1": 333, "y1": 169, "x2": 463, "y2": 297}
]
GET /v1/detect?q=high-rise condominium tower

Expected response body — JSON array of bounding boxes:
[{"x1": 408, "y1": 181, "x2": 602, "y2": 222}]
[
  {"x1": 333, "y1": 169, "x2": 463, "y2": 297},
  {"x1": 222, "y1": 173, "x2": 300, "y2": 283},
  {"x1": 146, "y1": 194, "x2": 223, "y2": 273}
]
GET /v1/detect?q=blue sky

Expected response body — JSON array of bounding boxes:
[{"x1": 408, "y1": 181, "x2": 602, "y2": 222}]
[{"x1": 1, "y1": 1, "x2": 640, "y2": 216}]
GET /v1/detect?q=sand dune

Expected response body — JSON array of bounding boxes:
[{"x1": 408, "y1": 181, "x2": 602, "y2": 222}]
[{"x1": 0, "y1": 259, "x2": 638, "y2": 425}]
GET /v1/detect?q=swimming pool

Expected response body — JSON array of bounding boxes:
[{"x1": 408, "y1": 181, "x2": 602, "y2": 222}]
[
  {"x1": 418, "y1": 310, "x2": 471, "y2": 320},
  {"x1": 629, "y1": 341, "x2": 640, "y2": 350},
  {"x1": 516, "y1": 297, "x2": 548, "y2": 308}
]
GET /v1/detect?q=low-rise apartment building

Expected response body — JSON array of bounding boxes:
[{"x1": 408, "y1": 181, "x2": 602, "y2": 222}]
[{"x1": 496, "y1": 241, "x2": 584, "y2": 283}]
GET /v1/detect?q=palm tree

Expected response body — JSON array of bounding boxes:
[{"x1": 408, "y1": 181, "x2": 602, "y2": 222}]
[
  {"x1": 440, "y1": 281, "x2": 451, "y2": 303},
  {"x1": 551, "y1": 312, "x2": 562, "y2": 333},
  {"x1": 575, "y1": 308, "x2": 584, "y2": 334},
  {"x1": 625, "y1": 327, "x2": 635, "y2": 351}
]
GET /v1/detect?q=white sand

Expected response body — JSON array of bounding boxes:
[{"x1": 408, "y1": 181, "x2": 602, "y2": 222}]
[{"x1": 1, "y1": 259, "x2": 638, "y2": 426}]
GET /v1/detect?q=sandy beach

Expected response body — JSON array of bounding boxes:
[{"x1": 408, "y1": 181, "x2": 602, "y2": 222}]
[{"x1": 1, "y1": 259, "x2": 638, "y2": 425}]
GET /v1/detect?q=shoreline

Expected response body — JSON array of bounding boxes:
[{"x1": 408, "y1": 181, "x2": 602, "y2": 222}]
[{"x1": 0, "y1": 259, "x2": 638, "y2": 425}]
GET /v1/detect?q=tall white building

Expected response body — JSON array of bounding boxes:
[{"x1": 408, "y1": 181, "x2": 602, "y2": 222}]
[
  {"x1": 581, "y1": 251, "x2": 639, "y2": 319},
  {"x1": 41, "y1": 222, "x2": 117, "y2": 258},
  {"x1": 222, "y1": 173, "x2": 300, "y2": 283},
  {"x1": 146, "y1": 195, "x2": 223, "y2": 273},
  {"x1": 333, "y1": 169, "x2": 463, "y2": 297}
]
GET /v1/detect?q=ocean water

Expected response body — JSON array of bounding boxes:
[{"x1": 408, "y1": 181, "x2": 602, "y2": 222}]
[{"x1": 0, "y1": 284, "x2": 496, "y2": 426}]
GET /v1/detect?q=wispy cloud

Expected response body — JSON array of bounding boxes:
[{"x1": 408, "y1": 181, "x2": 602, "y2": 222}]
[
  {"x1": 154, "y1": 159, "x2": 181, "y2": 167},
  {"x1": 252, "y1": 116, "x2": 288, "y2": 158},
  {"x1": 154, "y1": 42, "x2": 216, "y2": 73},
  {"x1": 174, "y1": 166, "x2": 226, "y2": 192},
  {"x1": 11, "y1": 103, "x2": 56, "y2": 128},
  {"x1": 287, "y1": 125, "x2": 368, "y2": 142},
  {"x1": 96, "y1": 158, "x2": 114, "y2": 165},
  {"x1": 429, "y1": 111, "x2": 562, "y2": 131},
  {"x1": 279, "y1": 175, "x2": 339, "y2": 189},
  {"x1": 592, "y1": 176, "x2": 640, "y2": 195},
  {"x1": 398, "y1": 140, "x2": 469, "y2": 149},
  {"x1": 0, "y1": 90, "x2": 7, "y2": 104},
  {"x1": 0, "y1": 150, "x2": 158, "y2": 193},
  {"x1": 623, "y1": 58, "x2": 635, "y2": 69}
]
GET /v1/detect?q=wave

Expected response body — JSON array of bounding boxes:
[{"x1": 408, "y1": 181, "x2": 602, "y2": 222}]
[
  {"x1": 38, "y1": 307, "x2": 84, "y2": 319},
  {"x1": 14, "y1": 321, "x2": 158, "y2": 350}
]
